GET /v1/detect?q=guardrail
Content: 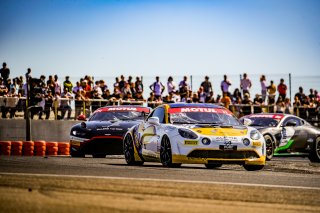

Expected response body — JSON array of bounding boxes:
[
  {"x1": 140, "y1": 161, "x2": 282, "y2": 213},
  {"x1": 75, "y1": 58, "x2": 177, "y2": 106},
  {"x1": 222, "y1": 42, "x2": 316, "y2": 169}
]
[{"x1": 0, "y1": 96, "x2": 319, "y2": 126}]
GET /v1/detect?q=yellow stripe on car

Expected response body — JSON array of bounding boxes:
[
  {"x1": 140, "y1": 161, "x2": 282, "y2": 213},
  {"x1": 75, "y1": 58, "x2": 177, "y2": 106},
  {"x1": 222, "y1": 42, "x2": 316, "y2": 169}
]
[{"x1": 192, "y1": 128, "x2": 247, "y2": 136}]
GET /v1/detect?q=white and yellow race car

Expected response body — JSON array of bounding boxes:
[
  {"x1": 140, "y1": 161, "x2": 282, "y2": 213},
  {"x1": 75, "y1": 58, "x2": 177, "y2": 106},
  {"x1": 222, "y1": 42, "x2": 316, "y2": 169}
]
[{"x1": 123, "y1": 103, "x2": 266, "y2": 171}]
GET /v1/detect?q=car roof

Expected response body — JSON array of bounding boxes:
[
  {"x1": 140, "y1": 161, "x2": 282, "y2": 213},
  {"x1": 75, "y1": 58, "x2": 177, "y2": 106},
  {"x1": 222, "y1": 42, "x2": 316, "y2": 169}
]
[
  {"x1": 244, "y1": 113, "x2": 296, "y2": 120},
  {"x1": 167, "y1": 102, "x2": 224, "y2": 109}
]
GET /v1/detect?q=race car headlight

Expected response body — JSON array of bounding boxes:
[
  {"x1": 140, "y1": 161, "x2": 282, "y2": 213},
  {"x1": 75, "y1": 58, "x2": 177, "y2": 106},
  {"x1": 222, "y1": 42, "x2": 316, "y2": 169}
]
[
  {"x1": 243, "y1": 138, "x2": 250, "y2": 146},
  {"x1": 250, "y1": 130, "x2": 261, "y2": 140},
  {"x1": 178, "y1": 128, "x2": 198, "y2": 139},
  {"x1": 202, "y1": 137, "x2": 211, "y2": 145},
  {"x1": 72, "y1": 130, "x2": 86, "y2": 137}
]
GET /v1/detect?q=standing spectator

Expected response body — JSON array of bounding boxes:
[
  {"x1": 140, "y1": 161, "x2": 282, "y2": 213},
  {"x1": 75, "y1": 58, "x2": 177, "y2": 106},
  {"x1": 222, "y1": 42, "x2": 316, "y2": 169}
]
[
  {"x1": 54, "y1": 75, "x2": 61, "y2": 95},
  {"x1": 127, "y1": 76, "x2": 136, "y2": 96},
  {"x1": 240, "y1": 73, "x2": 252, "y2": 97},
  {"x1": 314, "y1": 90, "x2": 320, "y2": 102},
  {"x1": 267, "y1": 80, "x2": 276, "y2": 105},
  {"x1": 0, "y1": 62, "x2": 10, "y2": 87},
  {"x1": 179, "y1": 76, "x2": 190, "y2": 94},
  {"x1": 294, "y1": 86, "x2": 306, "y2": 103},
  {"x1": 93, "y1": 81, "x2": 103, "y2": 96},
  {"x1": 60, "y1": 88, "x2": 73, "y2": 119},
  {"x1": 149, "y1": 76, "x2": 165, "y2": 99},
  {"x1": 119, "y1": 75, "x2": 126, "y2": 91},
  {"x1": 197, "y1": 86, "x2": 207, "y2": 103},
  {"x1": 308, "y1": 88, "x2": 315, "y2": 100},
  {"x1": 43, "y1": 90, "x2": 54, "y2": 119},
  {"x1": 113, "y1": 77, "x2": 120, "y2": 90},
  {"x1": 91, "y1": 89, "x2": 103, "y2": 112},
  {"x1": 99, "y1": 80, "x2": 108, "y2": 94},
  {"x1": 134, "y1": 76, "x2": 143, "y2": 94},
  {"x1": 167, "y1": 76, "x2": 176, "y2": 95},
  {"x1": 220, "y1": 75, "x2": 231, "y2": 97},
  {"x1": 260, "y1": 75, "x2": 267, "y2": 103},
  {"x1": 63, "y1": 76, "x2": 73, "y2": 93},
  {"x1": 81, "y1": 80, "x2": 92, "y2": 99},
  {"x1": 47, "y1": 75, "x2": 55, "y2": 95},
  {"x1": 201, "y1": 76, "x2": 213, "y2": 96},
  {"x1": 277, "y1": 78, "x2": 287, "y2": 100}
]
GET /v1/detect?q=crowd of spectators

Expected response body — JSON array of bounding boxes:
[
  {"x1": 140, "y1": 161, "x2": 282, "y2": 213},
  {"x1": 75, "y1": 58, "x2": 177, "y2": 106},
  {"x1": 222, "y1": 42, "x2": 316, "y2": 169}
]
[{"x1": 0, "y1": 62, "x2": 320, "y2": 120}]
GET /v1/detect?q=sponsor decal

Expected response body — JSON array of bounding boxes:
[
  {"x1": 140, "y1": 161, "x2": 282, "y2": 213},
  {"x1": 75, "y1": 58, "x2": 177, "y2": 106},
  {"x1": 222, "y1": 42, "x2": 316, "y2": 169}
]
[
  {"x1": 168, "y1": 107, "x2": 232, "y2": 115},
  {"x1": 184, "y1": 140, "x2": 198, "y2": 145},
  {"x1": 248, "y1": 114, "x2": 284, "y2": 120},
  {"x1": 96, "y1": 107, "x2": 150, "y2": 113},
  {"x1": 252, "y1": 141, "x2": 262, "y2": 147}
]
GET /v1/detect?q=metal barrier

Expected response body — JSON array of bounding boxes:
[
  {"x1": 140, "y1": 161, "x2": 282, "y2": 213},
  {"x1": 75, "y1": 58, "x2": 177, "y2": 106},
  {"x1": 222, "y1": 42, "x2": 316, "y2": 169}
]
[{"x1": 0, "y1": 96, "x2": 319, "y2": 126}]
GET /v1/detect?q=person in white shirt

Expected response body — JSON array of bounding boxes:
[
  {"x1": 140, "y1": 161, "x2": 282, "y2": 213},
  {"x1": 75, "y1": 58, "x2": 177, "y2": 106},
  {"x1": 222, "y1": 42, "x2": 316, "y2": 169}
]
[
  {"x1": 240, "y1": 73, "x2": 252, "y2": 97},
  {"x1": 220, "y1": 75, "x2": 232, "y2": 96},
  {"x1": 167, "y1": 76, "x2": 176, "y2": 95},
  {"x1": 260, "y1": 75, "x2": 267, "y2": 103}
]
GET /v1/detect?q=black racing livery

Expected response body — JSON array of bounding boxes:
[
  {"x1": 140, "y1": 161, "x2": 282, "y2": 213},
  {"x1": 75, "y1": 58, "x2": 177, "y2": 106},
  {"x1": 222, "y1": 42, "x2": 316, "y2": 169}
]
[
  {"x1": 240, "y1": 113, "x2": 320, "y2": 162},
  {"x1": 70, "y1": 105, "x2": 150, "y2": 158}
]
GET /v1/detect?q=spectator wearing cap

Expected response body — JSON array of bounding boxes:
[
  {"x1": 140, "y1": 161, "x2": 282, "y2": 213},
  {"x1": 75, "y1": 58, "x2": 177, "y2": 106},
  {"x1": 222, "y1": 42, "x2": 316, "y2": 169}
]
[
  {"x1": 63, "y1": 76, "x2": 73, "y2": 93},
  {"x1": 0, "y1": 62, "x2": 10, "y2": 87}
]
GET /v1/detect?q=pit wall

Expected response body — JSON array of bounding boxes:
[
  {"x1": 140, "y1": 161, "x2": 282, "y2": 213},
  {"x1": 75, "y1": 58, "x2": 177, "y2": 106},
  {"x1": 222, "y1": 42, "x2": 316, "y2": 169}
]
[{"x1": 0, "y1": 120, "x2": 79, "y2": 141}]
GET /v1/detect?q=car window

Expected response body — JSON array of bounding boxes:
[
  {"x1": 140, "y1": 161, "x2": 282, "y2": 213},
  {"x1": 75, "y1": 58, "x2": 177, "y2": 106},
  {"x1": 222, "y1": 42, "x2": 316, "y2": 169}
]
[
  {"x1": 149, "y1": 107, "x2": 165, "y2": 123},
  {"x1": 283, "y1": 117, "x2": 301, "y2": 127}
]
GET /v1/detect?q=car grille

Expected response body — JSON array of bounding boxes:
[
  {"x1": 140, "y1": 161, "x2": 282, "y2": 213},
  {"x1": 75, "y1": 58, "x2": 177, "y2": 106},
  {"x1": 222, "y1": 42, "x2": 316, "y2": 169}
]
[{"x1": 187, "y1": 150, "x2": 260, "y2": 159}]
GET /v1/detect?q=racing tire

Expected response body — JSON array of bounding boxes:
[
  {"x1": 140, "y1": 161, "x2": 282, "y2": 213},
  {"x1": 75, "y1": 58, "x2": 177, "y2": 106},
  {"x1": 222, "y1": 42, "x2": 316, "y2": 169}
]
[
  {"x1": 264, "y1": 135, "x2": 275, "y2": 161},
  {"x1": 205, "y1": 163, "x2": 222, "y2": 169},
  {"x1": 123, "y1": 134, "x2": 144, "y2": 166},
  {"x1": 243, "y1": 165, "x2": 264, "y2": 171},
  {"x1": 160, "y1": 135, "x2": 181, "y2": 168},
  {"x1": 308, "y1": 137, "x2": 320, "y2": 163},
  {"x1": 92, "y1": 154, "x2": 106, "y2": 158}
]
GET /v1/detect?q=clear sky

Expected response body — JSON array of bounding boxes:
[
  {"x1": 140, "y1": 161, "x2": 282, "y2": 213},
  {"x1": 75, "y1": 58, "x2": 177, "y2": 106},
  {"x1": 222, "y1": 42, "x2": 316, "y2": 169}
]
[{"x1": 1, "y1": 0, "x2": 319, "y2": 79}]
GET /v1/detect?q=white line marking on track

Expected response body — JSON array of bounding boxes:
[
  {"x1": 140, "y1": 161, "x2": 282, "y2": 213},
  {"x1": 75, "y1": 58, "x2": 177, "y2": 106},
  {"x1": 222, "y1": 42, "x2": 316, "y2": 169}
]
[{"x1": 1, "y1": 172, "x2": 319, "y2": 191}]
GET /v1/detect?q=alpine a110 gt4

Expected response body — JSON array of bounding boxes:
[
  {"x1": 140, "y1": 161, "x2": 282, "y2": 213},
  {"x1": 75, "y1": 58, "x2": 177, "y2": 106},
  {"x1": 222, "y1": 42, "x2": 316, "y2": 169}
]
[
  {"x1": 70, "y1": 105, "x2": 150, "y2": 158},
  {"x1": 123, "y1": 103, "x2": 266, "y2": 171},
  {"x1": 240, "y1": 113, "x2": 320, "y2": 162}
]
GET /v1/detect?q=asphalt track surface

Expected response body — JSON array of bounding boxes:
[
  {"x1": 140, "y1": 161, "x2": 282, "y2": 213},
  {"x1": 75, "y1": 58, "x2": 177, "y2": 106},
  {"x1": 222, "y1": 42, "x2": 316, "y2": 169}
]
[{"x1": 0, "y1": 155, "x2": 320, "y2": 213}]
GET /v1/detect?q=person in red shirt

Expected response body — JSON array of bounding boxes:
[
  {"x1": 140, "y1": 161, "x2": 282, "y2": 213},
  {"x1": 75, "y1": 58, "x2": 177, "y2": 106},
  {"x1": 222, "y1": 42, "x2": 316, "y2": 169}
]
[{"x1": 277, "y1": 78, "x2": 287, "y2": 100}]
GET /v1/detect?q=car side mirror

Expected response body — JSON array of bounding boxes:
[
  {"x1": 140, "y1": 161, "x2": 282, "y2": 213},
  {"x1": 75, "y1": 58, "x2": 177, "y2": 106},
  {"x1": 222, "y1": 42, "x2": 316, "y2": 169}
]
[
  {"x1": 242, "y1": 118, "x2": 252, "y2": 126},
  {"x1": 285, "y1": 120, "x2": 296, "y2": 127},
  {"x1": 148, "y1": 117, "x2": 160, "y2": 126}
]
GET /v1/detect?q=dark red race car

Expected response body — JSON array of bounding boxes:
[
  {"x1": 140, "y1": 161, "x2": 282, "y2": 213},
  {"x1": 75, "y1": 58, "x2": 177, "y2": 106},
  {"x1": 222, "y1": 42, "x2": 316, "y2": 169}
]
[{"x1": 70, "y1": 105, "x2": 150, "y2": 158}]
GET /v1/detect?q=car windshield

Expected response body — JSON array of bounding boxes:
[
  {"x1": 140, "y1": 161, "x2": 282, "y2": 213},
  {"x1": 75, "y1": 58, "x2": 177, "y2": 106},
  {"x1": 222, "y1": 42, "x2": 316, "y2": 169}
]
[
  {"x1": 89, "y1": 111, "x2": 145, "y2": 121},
  {"x1": 169, "y1": 108, "x2": 241, "y2": 126},
  {"x1": 244, "y1": 117, "x2": 279, "y2": 127}
]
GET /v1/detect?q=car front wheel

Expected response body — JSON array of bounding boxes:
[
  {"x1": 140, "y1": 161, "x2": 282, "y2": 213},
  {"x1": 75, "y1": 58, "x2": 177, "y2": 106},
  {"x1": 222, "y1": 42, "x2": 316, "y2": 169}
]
[
  {"x1": 264, "y1": 135, "x2": 275, "y2": 161},
  {"x1": 123, "y1": 134, "x2": 144, "y2": 165},
  {"x1": 308, "y1": 137, "x2": 320, "y2": 163},
  {"x1": 160, "y1": 135, "x2": 181, "y2": 168}
]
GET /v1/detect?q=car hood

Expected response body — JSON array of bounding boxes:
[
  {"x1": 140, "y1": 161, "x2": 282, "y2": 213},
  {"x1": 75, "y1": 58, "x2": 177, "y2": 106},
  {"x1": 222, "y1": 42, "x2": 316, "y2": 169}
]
[
  {"x1": 179, "y1": 125, "x2": 248, "y2": 137},
  {"x1": 71, "y1": 120, "x2": 142, "y2": 131}
]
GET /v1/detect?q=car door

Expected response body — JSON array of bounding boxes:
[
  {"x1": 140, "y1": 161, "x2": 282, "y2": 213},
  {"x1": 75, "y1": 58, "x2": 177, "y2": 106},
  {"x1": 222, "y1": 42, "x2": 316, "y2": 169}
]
[
  {"x1": 279, "y1": 117, "x2": 306, "y2": 151},
  {"x1": 141, "y1": 107, "x2": 165, "y2": 159}
]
